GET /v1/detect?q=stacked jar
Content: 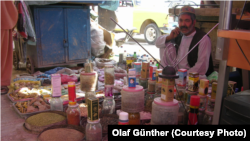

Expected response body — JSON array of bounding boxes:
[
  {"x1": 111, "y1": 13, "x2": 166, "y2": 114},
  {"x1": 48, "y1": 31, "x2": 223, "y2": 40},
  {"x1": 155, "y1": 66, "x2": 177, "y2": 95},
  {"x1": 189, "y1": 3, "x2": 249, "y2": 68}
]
[
  {"x1": 144, "y1": 91, "x2": 155, "y2": 112},
  {"x1": 121, "y1": 85, "x2": 144, "y2": 125},
  {"x1": 80, "y1": 72, "x2": 97, "y2": 92},
  {"x1": 139, "y1": 77, "x2": 148, "y2": 89},
  {"x1": 148, "y1": 79, "x2": 156, "y2": 93},
  {"x1": 155, "y1": 69, "x2": 162, "y2": 98},
  {"x1": 66, "y1": 82, "x2": 81, "y2": 126},
  {"x1": 86, "y1": 96, "x2": 102, "y2": 141},
  {"x1": 50, "y1": 74, "x2": 63, "y2": 111},
  {"x1": 151, "y1": 66, "x2": 179, "y2": 125}
]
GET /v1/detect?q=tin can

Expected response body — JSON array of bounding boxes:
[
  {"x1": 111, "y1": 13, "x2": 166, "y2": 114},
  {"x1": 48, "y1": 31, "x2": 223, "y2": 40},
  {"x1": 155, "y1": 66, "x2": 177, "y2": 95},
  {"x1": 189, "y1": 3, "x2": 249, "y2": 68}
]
[
  {"x1": 211, "y1": 82, "x2": 217, "y2": 99},
  {"x1": 188, "y1": 72, "x2": 199, "y2": 92}
]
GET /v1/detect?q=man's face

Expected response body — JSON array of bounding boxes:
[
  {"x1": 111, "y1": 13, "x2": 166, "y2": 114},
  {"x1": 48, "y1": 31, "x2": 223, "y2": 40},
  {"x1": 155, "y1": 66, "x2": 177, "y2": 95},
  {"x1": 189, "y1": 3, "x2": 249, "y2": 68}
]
[{"x1": 178, "y1": 14, "x2": 196, "y2": 36}]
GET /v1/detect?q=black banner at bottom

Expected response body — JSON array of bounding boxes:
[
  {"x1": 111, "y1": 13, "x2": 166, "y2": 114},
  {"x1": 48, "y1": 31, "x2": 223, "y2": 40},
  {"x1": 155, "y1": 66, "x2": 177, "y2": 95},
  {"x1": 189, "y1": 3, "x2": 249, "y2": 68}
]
[{"x1": 108, "y1": 125, "x2": 249, "y2": 140}]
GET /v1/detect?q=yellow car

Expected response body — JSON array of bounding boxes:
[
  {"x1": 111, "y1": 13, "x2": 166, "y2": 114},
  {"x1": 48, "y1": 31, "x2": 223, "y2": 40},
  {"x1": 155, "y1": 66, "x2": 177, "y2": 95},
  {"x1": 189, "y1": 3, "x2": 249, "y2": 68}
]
[{"x1": 114, "y1": 0, "x2": 170, "y2": 45}]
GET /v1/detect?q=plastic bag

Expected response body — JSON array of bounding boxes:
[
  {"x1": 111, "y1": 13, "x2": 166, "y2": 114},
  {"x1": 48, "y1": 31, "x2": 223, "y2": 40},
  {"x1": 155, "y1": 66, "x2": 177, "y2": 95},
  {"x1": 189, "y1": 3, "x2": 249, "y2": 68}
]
[
  {"x1": 207, "y1": 71, "x2": 218, "y2": 83},
  {"x1": 90, "y1": 22, "x2": 106, "y2": 57},
  {"x1": 56, "y1": 68, "x2": 75, "y2": 75},
  {"x1": 114, "y1": 67, "x2": 127, "y2": 80},
  {"x1": 99, "y1": 0, "x2": 119, "y2": 11},
  {"x1": 44, "y1": 67, "x2": 65, "y2": 75},
  {"x1": 15, "y1": 1, "x2": 27, "y2": 38},
  {"x1": 95, "y1": 58, "x2": 117, "y2": 69},
  {"x1": 60, "y1": 74, "x2": 78, "y2": 84}
]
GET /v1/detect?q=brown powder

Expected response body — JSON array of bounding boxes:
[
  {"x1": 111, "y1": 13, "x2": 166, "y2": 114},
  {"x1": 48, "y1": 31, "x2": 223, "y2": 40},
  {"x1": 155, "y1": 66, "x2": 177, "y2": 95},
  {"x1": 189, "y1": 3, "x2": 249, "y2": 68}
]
[{"x1": 38, "y1": 128, "x2": 84, "y2": 141}]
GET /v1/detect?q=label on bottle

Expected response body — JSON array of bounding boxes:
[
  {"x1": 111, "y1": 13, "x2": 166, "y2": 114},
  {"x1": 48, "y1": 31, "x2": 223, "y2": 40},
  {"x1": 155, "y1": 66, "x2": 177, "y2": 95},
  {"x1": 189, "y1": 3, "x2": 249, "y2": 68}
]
[
  {"x1": 51, "y1": 74, "x2": 61, "y2": 97},
  {"x1": 188, "y1": 106, "x2": 199, "y2": 125},
  {"x1": 118, "y1": 121, "x2": 129, "y2": 125},
  {"x1": 68, "y1": 82, "x2": 76, "y2": 104}
]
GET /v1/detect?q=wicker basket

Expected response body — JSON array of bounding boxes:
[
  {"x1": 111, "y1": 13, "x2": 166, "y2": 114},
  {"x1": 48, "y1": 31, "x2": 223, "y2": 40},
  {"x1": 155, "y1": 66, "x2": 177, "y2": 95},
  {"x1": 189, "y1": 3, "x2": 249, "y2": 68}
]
[
  {"x1": 24, "y1": 111, "x2": 67, "y2": 134},
  {"x1": 37, "y1": 124, "x2": 85, "y2": 141}
]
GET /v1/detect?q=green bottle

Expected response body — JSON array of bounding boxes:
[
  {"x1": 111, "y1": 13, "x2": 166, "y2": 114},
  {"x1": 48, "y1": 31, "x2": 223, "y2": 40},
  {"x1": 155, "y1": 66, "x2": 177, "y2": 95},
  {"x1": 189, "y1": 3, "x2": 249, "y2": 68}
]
[{"x1": 133, "y1": 52, "x2": 137, "y2": 62}]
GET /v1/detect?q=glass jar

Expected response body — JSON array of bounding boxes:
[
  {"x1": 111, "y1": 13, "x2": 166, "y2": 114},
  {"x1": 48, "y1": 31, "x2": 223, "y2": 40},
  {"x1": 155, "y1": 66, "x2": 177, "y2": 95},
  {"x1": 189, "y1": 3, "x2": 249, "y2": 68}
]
[
  {"x1": 207, "y1": 98, "x2": 215, "y2": 112},
  {"x1": 198, "y1": 108, "x2": 205, "y2": 125},
  {"x1": 148, "y1": 79, "x2": 156, "y2": 92},
  {"x1": 80, "y1": 72, "x2": 97, "y2": 92},
  {"x1": 50, "y1": 96, "x2": 63, "y2": 111},
  {"x1": 185, "y1": 90, "x2": 198, "y2": 105},
  {"x1": 202, "y1": 110, "x2": 213, "y2": 125},
  {"x1": 144, "y1": 92, "x2": 155, "y2": 112},
  {"x1": 155, "y1": 82, "x2": 162, "y2": 96},
  {"x1": 85, "y1": 119, "x2": 102, "y2": 141},
  {"x1": 178, "y1": 101, "x2": 188, "y2": 125},
  {"x1": 85, "y1": 91, "x2": 96, "y2": 106},
  {"x1": 105, "y1": 65, "x2": 115, "y2": 85},
  {"x1": 198, "y1": 94, "x2": 207, "y2": 110},
  {"x1": 176, "y1": 86, "x2": 186, "y2": 102},
  {"x1": 139, "y1": 77, "x2": 148, "y2": 89},
  {"x1": 102, "y1": 96, "x2": 115, "y2": 114},
  {"x1": 128, "y1": 112, "x2": 140, "y2": 125},
  {"x1": 66, "y1": 103, "x2": 81, "y2": 126}
]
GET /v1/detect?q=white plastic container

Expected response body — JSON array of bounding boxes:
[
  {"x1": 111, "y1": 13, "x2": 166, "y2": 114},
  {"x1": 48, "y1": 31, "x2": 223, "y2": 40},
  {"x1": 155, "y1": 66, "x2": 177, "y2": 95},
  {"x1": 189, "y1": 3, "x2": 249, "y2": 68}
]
[
  {"x1": 121, "y1": 85, "x2": 144, "y2": 113},
  {"x1": 151, "y1": 98, "x2": 179, "y2": 125}
]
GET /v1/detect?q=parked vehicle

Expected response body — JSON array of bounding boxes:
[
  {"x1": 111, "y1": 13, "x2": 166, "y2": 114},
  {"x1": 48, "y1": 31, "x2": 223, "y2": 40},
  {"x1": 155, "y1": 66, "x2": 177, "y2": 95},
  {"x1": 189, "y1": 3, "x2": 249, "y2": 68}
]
[{"x1": 114, "y1": 0, "x2": 170, "y2": 45}]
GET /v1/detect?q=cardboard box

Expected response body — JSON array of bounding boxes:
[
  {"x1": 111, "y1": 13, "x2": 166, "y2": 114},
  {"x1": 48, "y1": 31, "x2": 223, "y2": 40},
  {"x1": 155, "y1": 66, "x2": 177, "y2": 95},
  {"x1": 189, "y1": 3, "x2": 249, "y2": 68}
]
[
  {"x1": 87, "y1": 97, "x2": 99, "y2": 121},
  {"x1": 161, "y1": 85, "x2": 175, "y2": 102}
]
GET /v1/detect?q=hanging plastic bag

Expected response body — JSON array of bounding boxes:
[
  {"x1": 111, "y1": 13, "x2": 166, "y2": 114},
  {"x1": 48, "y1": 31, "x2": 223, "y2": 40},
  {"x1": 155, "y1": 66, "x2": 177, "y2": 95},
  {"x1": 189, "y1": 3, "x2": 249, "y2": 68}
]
[
  {"x1": 90, "y1": 22, "x2": 106, "y2": 57},
  {"x1": 99, "y1": 0, "x2": 119, "y2": 11},
  {"x1": 15, "y1": 1, "x2": 28, "y2": 38}
]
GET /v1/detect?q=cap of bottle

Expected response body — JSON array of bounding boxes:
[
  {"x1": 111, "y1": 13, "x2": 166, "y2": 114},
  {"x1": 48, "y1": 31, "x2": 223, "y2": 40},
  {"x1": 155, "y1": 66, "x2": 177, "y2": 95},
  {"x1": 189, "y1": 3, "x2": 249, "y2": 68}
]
[
  {"x1": 134, "y1": 52, "x2": 136, "y2": 54},
  {"x1": 190, "y1": 95, "x2": 200, "y2": 107},
  {"x1": 119, "y1": 112, "x2": 129, "y2": 121}
]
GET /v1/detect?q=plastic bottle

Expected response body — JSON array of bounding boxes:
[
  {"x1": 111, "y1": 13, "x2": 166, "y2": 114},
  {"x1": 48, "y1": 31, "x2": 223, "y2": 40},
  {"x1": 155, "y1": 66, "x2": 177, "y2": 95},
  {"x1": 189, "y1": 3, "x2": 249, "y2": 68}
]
[
  {"x1": 188, "y1": 95, "x2": 200, "y2": 125},
  {"x1": 118, "y1": 112, "x2": 129, "y2": 125},
  {"x1": 133, "y1": 52, "x2": 137, "y2": 61}
]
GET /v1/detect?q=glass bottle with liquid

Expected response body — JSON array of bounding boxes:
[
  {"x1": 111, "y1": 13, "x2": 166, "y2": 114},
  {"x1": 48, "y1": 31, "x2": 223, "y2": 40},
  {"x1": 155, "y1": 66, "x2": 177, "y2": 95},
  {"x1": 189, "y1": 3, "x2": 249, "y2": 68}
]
[
  {"x1": 128, "y1": 112, "x2": 140, "y2": 125},
  {"x1": 102, "y1": 85, "x2": 115, "y2": 114}
]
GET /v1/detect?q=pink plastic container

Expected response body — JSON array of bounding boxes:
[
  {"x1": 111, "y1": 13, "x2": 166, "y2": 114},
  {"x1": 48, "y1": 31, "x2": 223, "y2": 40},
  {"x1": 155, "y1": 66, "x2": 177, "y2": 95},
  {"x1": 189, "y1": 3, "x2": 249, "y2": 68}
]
[{"x1": 121, "y1": 85, "x2": 144, "y2": 113}]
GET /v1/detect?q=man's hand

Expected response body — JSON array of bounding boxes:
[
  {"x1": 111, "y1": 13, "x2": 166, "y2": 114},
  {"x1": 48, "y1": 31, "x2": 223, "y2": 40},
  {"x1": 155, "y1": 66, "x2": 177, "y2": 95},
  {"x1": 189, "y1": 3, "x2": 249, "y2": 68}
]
[{"x1": 166, "y1": 27, "x2": 181, "y2": 42}]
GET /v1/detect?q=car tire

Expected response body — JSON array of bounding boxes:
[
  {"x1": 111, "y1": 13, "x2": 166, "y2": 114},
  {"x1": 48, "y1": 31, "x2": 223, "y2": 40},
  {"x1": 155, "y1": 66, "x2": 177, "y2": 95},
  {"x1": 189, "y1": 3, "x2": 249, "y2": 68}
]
[{"x1": 144, "y1": 23, "x2": 161, "y2": 45}]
